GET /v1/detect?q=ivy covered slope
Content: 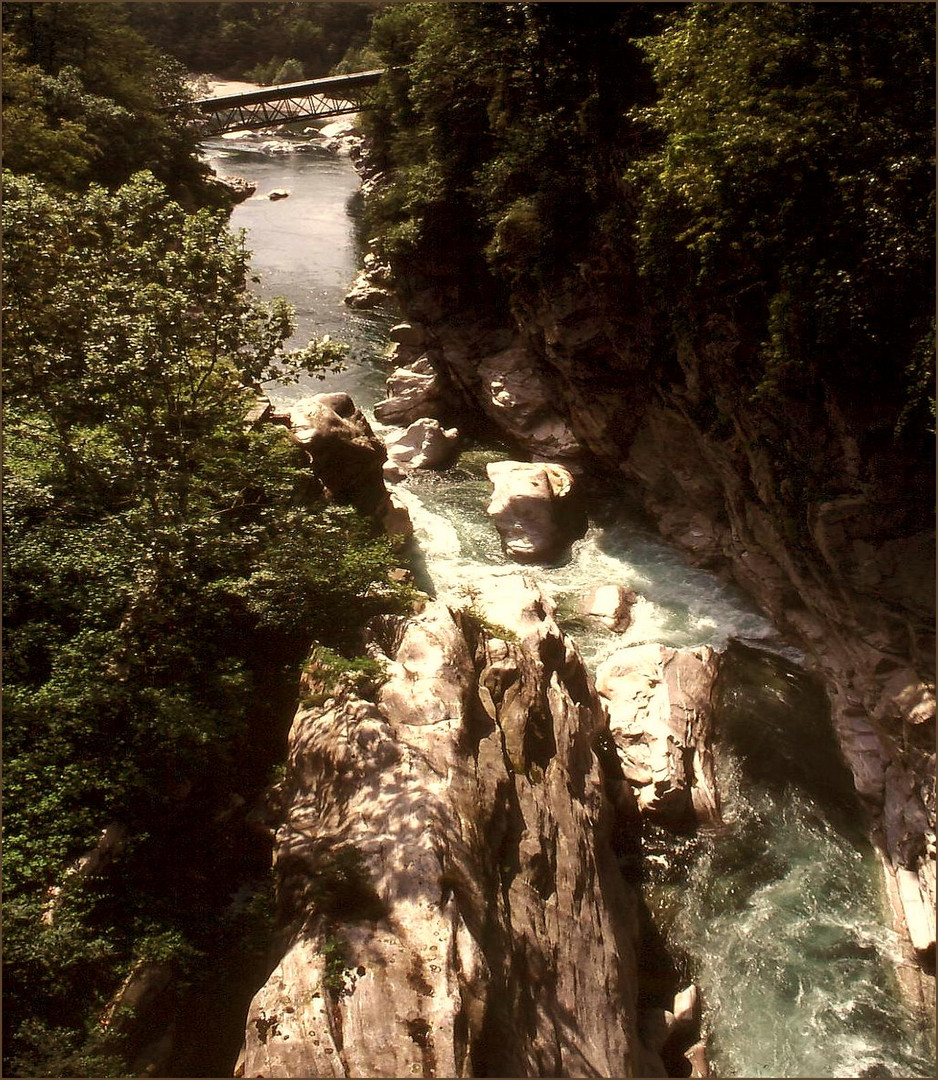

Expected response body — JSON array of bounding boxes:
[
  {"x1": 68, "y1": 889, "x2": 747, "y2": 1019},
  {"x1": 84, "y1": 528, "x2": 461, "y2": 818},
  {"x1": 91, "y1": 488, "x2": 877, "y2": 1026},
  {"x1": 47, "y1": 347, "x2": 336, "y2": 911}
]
[
  {"x1": 2, "y1": 6, "x2": 405, "y2": 1077},
  {"x1": 361, "y1": 0, "x2": 936, "y2": 958}
]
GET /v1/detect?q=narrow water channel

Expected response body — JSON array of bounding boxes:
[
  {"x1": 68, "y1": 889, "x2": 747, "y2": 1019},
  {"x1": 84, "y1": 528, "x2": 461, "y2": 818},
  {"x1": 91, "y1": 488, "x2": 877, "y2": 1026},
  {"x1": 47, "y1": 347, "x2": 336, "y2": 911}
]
[{"x1": 203, "y1": 131, "x2": 934, "y2": 1079}]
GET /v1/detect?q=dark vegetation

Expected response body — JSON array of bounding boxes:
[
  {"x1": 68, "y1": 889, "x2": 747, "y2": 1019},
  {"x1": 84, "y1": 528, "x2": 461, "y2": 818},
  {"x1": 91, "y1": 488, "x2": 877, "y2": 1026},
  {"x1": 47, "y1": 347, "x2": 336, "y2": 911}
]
[
  {"x1": 362, "y1": 1, "x2": 934, "y2": 536},
  {"x1": 1, "y1": 3, "x2": 220, "y2": 202},
  {"x1": 2, "y1": 4, "x2": 403, "y2": 1076},
  {"x1": 123, "y1": 1, "x2": 379, "y2": 84}
]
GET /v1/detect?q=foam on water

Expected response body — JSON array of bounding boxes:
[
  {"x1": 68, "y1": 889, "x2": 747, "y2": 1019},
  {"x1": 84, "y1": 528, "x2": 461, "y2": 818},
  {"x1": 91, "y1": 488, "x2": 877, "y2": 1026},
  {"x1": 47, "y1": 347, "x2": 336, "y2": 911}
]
[{"x1": 391, "y1": 466, "x2": 792, "y2": 669}]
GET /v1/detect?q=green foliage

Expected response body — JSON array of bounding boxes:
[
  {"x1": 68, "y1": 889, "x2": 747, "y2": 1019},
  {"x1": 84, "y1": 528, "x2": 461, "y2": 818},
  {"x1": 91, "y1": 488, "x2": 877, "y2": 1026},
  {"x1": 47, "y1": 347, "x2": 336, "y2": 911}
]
[
  {"x1": 245, "y1": 56, "x2": 306, "y2": 86},
  {"x1": 299, "y1": 645, "x2": 388, "y2": 707},
  {"x1": 362, "y1": 3, "x2": 655, "y2": 303},
  {"x1": 320, "y1": 934, "x2": 352, "y2": 995},
  {"x1": 629, "y1": 3, "x2": 935, "y2": 436},
  {"x1": 1, "y1": 4, "x2": 220, "y2": 203},
  {"x1": 124, "y1": 2, "x2": 377, "y2": 82},
  {"x1": 363, "y1": 1, "x2": 934, "y2": 533},
  {"x1": 1, "y1": 170, "x2": 405, "y2": 1074}
]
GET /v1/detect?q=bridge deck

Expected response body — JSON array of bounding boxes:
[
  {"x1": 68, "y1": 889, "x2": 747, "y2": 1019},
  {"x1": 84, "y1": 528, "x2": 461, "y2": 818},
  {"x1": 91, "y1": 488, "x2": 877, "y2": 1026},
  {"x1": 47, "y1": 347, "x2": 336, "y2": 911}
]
[
  {"x1": 193, "y1": 69, "x2": 384, "y2": 111},
  {"x1": 193, "y1": 69, "x2": 384, "y2": 134}
]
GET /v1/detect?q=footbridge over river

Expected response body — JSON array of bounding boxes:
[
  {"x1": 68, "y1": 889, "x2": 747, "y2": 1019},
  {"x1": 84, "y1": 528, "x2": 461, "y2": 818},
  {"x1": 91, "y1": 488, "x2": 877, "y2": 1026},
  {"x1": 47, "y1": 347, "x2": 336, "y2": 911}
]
[{"x1": 192, "y1": 69, "x2": 384, "y2": 135}]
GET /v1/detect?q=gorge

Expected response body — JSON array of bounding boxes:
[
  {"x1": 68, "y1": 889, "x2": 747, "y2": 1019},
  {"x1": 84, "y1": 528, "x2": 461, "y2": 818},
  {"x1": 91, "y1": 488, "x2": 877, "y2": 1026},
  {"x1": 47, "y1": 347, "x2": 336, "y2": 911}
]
[
  {"x1": 200, "y1": 89, "x2": 933, "y2": 1074},
  {"x1": 3, "y1": 4, "x2": 933, "y2": 1077}
]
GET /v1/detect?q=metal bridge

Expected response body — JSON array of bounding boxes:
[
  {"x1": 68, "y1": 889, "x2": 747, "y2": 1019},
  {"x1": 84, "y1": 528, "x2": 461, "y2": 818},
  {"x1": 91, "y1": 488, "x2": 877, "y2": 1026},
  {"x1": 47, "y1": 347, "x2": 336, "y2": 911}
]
[{"x1": 192, "y1": 69, "x2": 384, "y2": 135}]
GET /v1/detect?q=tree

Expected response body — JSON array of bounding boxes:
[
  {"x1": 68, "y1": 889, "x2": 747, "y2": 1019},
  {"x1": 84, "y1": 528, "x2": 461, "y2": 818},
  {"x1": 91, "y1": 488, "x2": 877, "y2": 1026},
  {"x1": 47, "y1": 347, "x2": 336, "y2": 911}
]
[
  {"x1": 629, "y1": 3, "x2": 935, "y2": 442},
  {"x1": 1, "y1": 3, "x2": 220, "y2": 203},
  {"x1": 2, "y1": 171, "x2": 405, "y2": 1075}
]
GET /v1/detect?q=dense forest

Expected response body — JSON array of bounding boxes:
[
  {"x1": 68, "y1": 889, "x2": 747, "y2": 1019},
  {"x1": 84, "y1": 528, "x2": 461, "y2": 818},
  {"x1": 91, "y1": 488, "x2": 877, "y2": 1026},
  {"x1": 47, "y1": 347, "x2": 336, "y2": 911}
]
[
  {"x1": 122, "y1": 1, "x2": 380, "y2": 83},
  {"x1": 2, "y1": 4, "x2": 400, "y2": 1076},
  {"x1": 2, "y1": 2, "x2": 935, "y2": 1077},
  {"x1": 362, "y1": 2, "x2": 934, "y2": 472}
]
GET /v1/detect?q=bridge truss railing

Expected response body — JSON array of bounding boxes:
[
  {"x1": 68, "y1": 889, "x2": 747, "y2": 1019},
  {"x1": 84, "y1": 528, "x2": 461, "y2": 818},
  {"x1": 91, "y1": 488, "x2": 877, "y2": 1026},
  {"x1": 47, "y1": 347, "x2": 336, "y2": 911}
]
[{"x1": 193, "y1": 69, "x2": 384, "y2": 135}]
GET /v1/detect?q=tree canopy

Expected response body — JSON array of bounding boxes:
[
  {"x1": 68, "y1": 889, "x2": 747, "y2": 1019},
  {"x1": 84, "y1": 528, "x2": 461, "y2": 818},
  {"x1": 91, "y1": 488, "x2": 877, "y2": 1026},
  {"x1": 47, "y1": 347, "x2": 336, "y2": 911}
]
[
  {"x1": 1, "y1": 3, "x2": 222, "y2": 202},
  {"x1": 1, "y1": 8, "x2": 406, "y2": 1075}
]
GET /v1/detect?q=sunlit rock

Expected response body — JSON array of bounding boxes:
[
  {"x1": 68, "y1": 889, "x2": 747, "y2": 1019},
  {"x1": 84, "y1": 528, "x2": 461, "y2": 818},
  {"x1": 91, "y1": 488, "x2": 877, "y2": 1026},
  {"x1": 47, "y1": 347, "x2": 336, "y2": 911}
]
[
  {"x1": 237, "y1": 581, "x2": 665, "y2": 1078},
  {"x1": 386, "y1": 417, "x2": 459, "y2": 472},
  {"x1": 583, "y1": 584, "x2": 639, "y2": 633},
  {"x1": 596, "y1": 643, "x2": 721, "y2": 831},
  {"x1": 373, "y1": 358, "x2": 443, "y2": 426},
  {"x1": 485, "y1": 460, "x2": 584, "y2": 563}
]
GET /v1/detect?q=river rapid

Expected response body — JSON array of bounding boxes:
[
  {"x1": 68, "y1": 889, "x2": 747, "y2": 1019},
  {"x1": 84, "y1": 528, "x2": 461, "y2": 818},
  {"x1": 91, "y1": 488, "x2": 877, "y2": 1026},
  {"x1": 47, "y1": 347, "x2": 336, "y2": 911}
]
[{"x1": 202, "y1": 130, "x2": 934, "y2": 1079}]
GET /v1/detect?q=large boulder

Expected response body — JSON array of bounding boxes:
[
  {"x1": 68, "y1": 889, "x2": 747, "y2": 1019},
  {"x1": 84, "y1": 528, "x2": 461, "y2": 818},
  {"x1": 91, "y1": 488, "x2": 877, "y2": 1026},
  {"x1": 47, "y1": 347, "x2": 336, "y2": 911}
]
[
  {"x1": 596, "y1": 644, "x2": 722, "y2": 831},
  {"x1": 485, "y1": 460, "x2": 585, "y2": 563},
  {"x1": 236, "y1": 581, "x2": 667, "y2": 1078},
  {"x1": 283, "y1": 393, "x2": 387, "y2": 516},
  {"x1": 386, "y1": 417, "x2": 460, "y2": 472}
]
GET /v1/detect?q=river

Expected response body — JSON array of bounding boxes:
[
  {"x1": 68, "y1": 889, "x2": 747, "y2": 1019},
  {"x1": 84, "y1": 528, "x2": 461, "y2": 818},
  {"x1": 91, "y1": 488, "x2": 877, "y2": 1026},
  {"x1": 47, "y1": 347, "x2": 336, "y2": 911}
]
[{"x1": 202, "y1": 130, "x2": 934, "y2": 1079}]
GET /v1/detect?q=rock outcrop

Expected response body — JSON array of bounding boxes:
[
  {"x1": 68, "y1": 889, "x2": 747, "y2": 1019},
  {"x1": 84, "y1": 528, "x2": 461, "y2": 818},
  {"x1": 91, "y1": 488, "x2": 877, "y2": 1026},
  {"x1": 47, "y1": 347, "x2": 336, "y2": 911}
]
[
  {"x1": 385, "y1": 417, "x2": 460, "y2": 473},
  {"x1": 485, "y1": 460, "x2": 585, "y2": 563},
  {"x1": 583, "y1": 585, "x2": 638, "y2": 633},
  {"x1": 280, "y1": 392, "x2": 412, "y2": 540},
  {"x1": 236, "y1": 579, "x2": 671, "y2": 1078},
  {"x1": 596, "y1": 645, "x2": 721, "y2": 831},
  {"x1": 373, "y1": 357, "x2": 445, "y2": 427}
]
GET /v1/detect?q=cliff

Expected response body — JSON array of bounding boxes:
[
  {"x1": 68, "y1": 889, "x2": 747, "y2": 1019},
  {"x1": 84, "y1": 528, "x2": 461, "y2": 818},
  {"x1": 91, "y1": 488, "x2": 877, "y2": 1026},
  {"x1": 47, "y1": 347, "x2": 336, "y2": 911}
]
[
  {"x1": 236, "y1": 578, "x2": 709, "y2": 1078},
  {"x1": 366, "y1": 264, "x2": 935, "y2": 987}
]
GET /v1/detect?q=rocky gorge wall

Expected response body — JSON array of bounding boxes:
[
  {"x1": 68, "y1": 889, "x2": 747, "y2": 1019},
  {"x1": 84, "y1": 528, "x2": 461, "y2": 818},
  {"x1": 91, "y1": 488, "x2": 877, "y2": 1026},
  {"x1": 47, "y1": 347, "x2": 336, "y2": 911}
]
[
  {"x1": 349, "y1": 176, "x2": 935, "y2": 992},
  {"x1": 236, "y1": 572, "x2": 712, "y2": 1078}
]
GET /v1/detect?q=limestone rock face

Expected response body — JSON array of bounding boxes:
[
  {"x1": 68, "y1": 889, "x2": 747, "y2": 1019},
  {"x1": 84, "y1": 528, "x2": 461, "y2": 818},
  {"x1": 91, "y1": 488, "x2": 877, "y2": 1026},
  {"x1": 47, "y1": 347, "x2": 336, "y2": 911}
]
[
  {"x1": 485, "y1": 460, "x2": 584, "y2": 563},
  {"x1": 237, "y1": 581, "x2": 663, "y2": 1078},
  {"x1": 596, "y1": 644, "x2": 721, "y2": 831}
]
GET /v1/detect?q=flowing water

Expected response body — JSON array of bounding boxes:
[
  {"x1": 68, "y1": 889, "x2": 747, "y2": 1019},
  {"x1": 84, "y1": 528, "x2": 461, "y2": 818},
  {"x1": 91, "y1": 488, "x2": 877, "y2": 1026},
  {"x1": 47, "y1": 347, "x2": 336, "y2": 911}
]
[{"x1": 203, "y1": 130, "x2": 935, "y2": 1079}]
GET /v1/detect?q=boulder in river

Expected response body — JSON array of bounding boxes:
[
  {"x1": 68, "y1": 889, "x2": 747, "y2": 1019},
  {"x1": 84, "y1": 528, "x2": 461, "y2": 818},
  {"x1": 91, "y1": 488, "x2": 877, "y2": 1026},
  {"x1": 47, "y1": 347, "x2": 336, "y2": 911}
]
[
  {"x1": 267, "y1": 188, "x2": 290, "y2": 200},
  {"x1": 596, "y1": 643, "x2": 721, "y2": 831},
  {"x1": 388, "y1": 321, "x2": 427, "y2": 348},
  {"x1": 373, "y1": 357, "x2": 443, "y2": 426},
  {"x1": 385, "y1": 417, "x2": 459, "y2": 472},
  {"x1": 485, "y1": 459, "x2": 585, "y2": 563},
  {"x1": 583, "y1": 584, "x2": 639, "y2": 633},
  {"x1": 236, "y1": 579, "x2": 666, "y2": 1078}
]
